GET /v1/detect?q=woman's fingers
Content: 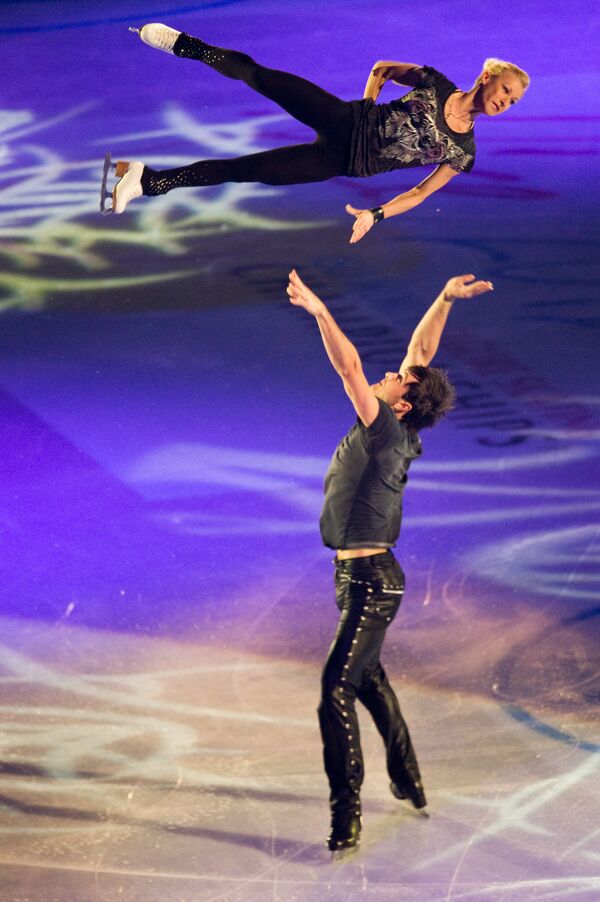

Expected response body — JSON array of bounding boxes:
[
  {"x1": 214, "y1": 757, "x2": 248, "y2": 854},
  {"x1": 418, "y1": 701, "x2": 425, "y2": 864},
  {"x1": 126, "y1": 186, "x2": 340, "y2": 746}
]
[{"x1": 349, "y1": 211, "x2": 374, "y2": 244}]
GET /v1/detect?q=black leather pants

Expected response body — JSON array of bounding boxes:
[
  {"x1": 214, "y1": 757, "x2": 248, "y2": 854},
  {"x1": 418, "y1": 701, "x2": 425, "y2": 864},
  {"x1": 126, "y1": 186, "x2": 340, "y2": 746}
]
[{"x1": 318, "y1": 551, "x2": 422, "y2": 814}]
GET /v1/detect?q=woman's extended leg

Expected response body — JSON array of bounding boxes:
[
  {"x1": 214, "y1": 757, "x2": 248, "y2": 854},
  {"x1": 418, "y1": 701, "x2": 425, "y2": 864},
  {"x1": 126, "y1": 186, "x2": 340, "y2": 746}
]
[{"x1": 173, "y1": 34, "x2": 351, "y2": 138}]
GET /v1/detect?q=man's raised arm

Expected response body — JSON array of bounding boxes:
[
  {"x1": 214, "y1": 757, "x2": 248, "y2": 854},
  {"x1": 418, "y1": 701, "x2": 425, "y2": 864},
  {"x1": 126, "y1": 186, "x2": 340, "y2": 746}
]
[
  {"x1": 399, "y1": 274, "x2": 494, "y2": 372},
  {"x1": 286, "y1": 269, "x2": 379, "y2": 426}
]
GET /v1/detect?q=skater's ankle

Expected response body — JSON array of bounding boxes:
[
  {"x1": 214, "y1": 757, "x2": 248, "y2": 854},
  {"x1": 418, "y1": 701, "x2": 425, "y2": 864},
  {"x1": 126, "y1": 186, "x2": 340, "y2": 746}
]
[
  {"x1": 140, "y1": 166, "x2": 157, "y2": 196},
  {"x1": 172, "y1": 32, "x2": 189, "y2": 56},
  {"x1": 172, "y1": 33, "x2": 213, "y2": 60}
]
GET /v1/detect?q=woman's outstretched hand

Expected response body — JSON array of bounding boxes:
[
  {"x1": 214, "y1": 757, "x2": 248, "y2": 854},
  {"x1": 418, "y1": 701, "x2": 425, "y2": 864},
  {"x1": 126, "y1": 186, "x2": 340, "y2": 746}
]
[{"x1": 345, "y1": 204, "x2": 376, "y2": 244}]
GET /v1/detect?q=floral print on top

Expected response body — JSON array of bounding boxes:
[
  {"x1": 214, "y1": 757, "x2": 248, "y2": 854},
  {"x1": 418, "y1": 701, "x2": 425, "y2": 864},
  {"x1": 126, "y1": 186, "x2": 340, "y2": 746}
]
[{"x1": 346, "y1": 66, "x2": 476, "y2": 178}]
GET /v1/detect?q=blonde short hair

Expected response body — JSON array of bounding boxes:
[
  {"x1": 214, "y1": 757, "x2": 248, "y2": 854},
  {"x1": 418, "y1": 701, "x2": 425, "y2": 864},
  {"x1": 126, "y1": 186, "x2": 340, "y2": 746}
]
[{"x1": 476, "y1": 58, "x2": 530, "y2": 90}]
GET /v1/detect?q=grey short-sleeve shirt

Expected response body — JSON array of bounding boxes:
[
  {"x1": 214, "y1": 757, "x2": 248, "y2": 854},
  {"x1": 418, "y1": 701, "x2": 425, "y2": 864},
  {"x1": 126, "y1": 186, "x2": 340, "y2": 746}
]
[{"x1": 319, "y1": 400, "x2": 422, "y2": 550}]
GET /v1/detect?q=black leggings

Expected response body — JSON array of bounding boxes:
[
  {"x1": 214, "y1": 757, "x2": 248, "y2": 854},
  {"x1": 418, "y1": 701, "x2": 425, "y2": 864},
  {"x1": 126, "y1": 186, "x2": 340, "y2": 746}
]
[
  {"x1": 318, "y1": 552, "x2": 422, "y2": 815},
  {"x1": 142, "y1": 34, "x2": 354, "y2": 196}
]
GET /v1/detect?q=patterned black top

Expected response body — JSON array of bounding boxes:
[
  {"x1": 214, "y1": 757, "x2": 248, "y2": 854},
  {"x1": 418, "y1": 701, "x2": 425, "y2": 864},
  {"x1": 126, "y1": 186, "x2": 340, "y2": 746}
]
[{"x1": 346, "y1": 66, "x2": 476, "y2": 178}]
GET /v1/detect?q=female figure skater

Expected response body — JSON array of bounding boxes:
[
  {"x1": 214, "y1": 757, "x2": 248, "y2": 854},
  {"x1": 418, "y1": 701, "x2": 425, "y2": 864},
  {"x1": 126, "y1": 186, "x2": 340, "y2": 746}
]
[{"x1": 110, "y1": 24, "x2": 529, "y2": 243}]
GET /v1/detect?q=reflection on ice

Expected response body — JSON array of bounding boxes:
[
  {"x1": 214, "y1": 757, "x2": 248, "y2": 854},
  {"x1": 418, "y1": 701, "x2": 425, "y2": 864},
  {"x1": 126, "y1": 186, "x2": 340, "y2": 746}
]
[{"x1": 467, "y1": 523, "x2": 600, "y2": 600}]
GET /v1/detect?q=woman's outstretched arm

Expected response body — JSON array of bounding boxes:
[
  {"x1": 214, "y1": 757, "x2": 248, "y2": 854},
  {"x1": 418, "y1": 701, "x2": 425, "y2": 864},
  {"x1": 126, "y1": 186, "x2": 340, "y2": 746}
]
[
  {"x1": 346, "y1": 163, "x2": 460, "y2": 243},
  {"x1": 363, "y1": 61, "x2": 422, "y2": 101}
]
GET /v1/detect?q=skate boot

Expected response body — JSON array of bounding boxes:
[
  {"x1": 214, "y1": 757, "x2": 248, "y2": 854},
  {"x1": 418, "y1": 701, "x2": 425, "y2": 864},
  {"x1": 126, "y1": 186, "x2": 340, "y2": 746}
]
[
  {"x1": 130, "y1": 23, "x2": 181, "y2": 54},
  {"x1": 112, "y1": 161, "x2": 144, "y2": 214},
  {"x1": 326, "y1": 809, "x2": 361, "y2": 852},
  {"x1": 390, "y1": 778, "x2": 428, "y2": 812}
]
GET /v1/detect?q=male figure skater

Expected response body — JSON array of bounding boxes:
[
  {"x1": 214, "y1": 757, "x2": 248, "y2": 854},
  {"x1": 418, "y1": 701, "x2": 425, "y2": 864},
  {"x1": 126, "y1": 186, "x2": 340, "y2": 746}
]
[{"x1": 286, "y1": 269, "x2": 493, "y2": 851}]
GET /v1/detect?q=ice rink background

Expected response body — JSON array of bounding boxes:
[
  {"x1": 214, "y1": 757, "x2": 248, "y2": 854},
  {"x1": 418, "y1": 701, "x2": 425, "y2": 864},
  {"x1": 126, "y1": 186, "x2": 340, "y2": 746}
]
[{"x1": 1, "y1": 1, "x2": 599, "y2": 899}]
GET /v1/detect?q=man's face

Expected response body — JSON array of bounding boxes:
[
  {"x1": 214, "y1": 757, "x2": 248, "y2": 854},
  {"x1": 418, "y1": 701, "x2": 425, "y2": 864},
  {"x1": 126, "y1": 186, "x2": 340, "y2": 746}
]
[
  {"x1": 479, "y1": 70, "x2": 525, "y2": 116},
  {"x1": 371, "y1": 369, "x2": 420, "y2": 416}
]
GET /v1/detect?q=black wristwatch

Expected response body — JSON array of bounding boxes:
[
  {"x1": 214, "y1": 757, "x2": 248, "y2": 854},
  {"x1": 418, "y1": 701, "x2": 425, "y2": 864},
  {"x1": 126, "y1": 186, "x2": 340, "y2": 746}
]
[{"x1": 370, "y1": 206, "x2": 385, "y2": 223}]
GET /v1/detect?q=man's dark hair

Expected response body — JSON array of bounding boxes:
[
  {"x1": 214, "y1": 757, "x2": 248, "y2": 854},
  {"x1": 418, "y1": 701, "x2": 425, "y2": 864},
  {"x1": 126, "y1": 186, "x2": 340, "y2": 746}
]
[{"x1": 402, "y1": 365, "x2": 456, "y2": 430}]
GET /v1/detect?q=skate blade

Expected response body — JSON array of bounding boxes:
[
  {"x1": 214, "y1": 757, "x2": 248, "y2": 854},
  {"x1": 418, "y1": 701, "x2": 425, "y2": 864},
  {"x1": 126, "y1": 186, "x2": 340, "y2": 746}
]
[
  {"x1": 99, "y1": 151, "x2": 113, "y2": 215},
  {"x1": 331, "y1": 842, "x2": 360, "y2": 861}
]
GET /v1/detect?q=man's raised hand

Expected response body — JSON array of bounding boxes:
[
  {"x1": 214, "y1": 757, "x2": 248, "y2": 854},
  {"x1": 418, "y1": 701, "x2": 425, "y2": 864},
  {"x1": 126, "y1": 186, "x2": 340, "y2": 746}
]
[
  {"x1": 442, "y1": 274, "x2": 494, "y2": 301},
  {"x1": 286, "y1": 269, "x2": 326, "y2": 316}
]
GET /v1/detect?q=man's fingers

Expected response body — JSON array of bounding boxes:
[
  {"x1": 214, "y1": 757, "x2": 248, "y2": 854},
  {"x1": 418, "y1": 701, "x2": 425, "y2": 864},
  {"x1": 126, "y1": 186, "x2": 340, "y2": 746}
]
[
  {"x1": 444, "y1": 274, "x2": 494, "y2": 299},
  {"x1": 287, "y1": 268, "x2": 315, "y2": 305},
  {"x1": 465, "y1": 280, "x2": 494, "y2": 297},
  {"x1": 288, "y1": 269, "x2": 306, "y2": 291}
]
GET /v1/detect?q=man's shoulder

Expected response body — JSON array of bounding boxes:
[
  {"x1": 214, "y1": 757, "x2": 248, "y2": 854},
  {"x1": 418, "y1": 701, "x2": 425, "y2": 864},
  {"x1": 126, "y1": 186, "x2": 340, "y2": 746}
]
[
  {"x1": 363, "y1": 398, "x2": 395, "y2": 430},
  {"x1": 364, "y1": 401, "x2": 422, "y2": 457}
]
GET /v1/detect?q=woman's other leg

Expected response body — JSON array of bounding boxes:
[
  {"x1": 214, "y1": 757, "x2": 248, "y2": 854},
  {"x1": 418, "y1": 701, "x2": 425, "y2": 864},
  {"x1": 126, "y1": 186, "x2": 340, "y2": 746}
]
[{"x1": 142, "y1": 139, "x2": 344, "y2": 194}]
